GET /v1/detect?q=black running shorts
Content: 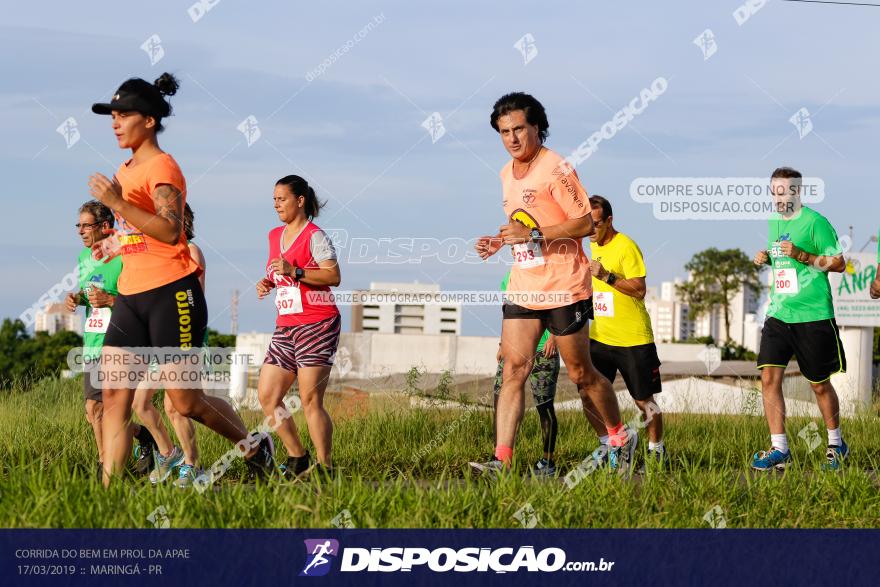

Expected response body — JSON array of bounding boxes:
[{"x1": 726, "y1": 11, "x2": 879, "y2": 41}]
[
  {"x1": 103, "y1": 272, "x2": 207, "y2": 351},
  {"x1": 502, "y1": 298, "x2": 593, "y2": 336},
  {"x1": 590, "y1": 340, "x2": 662, "y2": 401},
  {"x1": 757, "y1": 317, "x2": 846, "y2": 383},
  {"x1": 82, "y1": 362, "x2": 102, "y2": 402}
]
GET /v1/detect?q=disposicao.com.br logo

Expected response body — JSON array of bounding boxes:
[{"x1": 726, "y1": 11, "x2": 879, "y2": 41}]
[{"x1": 300, "y1": 540, "x2": 614, "y2": 575}]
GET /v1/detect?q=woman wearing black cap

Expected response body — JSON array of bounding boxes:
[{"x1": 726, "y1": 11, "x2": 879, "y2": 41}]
[{"x1": 87, "y1": 73, "x2": 275, "y2": 486}]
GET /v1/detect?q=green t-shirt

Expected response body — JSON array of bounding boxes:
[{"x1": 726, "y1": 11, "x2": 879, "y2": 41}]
[
  {"x1": 501, "y1": 272, "x2": 550, "y2": 351},
  {"x1": 77, "y1": 248, "x2": 123, "y2": 360},
  {"x1": 766, "y1": 206, "x2": 841, "y2": 324}
]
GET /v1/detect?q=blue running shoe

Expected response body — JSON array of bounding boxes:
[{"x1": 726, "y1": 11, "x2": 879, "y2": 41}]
[
  {"x1": 149, "y1": 446, "x2": 185, "y2": 485},
  {"x1": 609, "y1": 428, "x2": 638, "y2": 478},
  {"x1": 822, "y1": 440, "x2": 848, "y2": 471},
  {"x1": 530, "y1": 458, "x2": 556, "y2": 479},
  {"x1": 751, "y1": 447, "x2": 791, "y2": 471},
  {"x1": 593, "y1": 445, "x2": 610, "y2": 469},
  {"x1": 173, "y1": 464, "x2": 204, "y2": 489}
]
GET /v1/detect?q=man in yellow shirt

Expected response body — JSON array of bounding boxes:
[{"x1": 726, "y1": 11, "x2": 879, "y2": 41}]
[{"x1": 585, "y1": 195, "x2": 665, "y2": 466}]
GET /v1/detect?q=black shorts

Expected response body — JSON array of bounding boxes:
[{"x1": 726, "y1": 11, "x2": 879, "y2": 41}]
[
  {"x1": 757, "y1": 317, "x2": 846, "y2": 383},
  {"x1": 103, "y1": 272, "x2": 207, "y2": 351},
  {"x1": 502, "y1": 298, "x2": 593, "y2": 336},
  {"x1": 83, "y1": 362, "x2": 102, "y2": 402},
  {"x1": 590, "y1": 340, "x2": 662, "y2": 401}
]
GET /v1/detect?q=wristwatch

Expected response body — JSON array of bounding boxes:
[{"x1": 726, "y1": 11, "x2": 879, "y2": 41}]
[
  {"x1": 529, "y1": 228, "x2": 544, "y2": 243},
  {"x1": 605, "y1": 272, "x2": 617, "y2": 286},
  {"x1": 294, "y1": 266, "x2": 305, "y2": 280}
]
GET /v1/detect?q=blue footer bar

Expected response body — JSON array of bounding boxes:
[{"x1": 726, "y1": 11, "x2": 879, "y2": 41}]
[{"x1": 2, "y1": 529, "x2": 876, "y2": 586}]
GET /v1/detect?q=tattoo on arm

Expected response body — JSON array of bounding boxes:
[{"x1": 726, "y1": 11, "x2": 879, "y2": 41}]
[{"x1": 152, "y1": 184, "x2": 183, "y2": 241}]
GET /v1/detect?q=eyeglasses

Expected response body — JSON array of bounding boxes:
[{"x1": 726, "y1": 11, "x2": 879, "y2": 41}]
[{"x1": 75, "y1": 222, "x2": 103, "y2": 231}]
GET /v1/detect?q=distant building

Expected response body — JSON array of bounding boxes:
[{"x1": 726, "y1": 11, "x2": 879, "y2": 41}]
[
  {"x1": 34, "y1": 303, "x2": 81, "y2": 335},
  {"x1": 350, "y1": 282, "x2": 461, "y2": 335},
  {"x1": 726, "y1": 282, "x2": 762, "y2": 349},
  {"x1": 646, "y1": 278, "x2": 692, "y2": 343},
  {"x1": 690, "y1": 282, "x2": 761, "y2": 349},
  {"x1": 645, "y1": 276, "x2": 761, "y2": 350}
]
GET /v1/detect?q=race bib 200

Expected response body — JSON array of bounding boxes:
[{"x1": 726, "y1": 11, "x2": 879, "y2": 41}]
[{"x1": 774, "y1": 268, "x2": 799, "y2": 294}]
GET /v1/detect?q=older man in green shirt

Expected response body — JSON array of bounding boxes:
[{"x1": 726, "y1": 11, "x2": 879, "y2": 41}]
[{"x1": 65, "y1": 200, "x2": 156, "y2": 478}]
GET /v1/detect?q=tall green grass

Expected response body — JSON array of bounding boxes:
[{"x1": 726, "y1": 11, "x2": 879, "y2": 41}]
[{"x1": 0, "y1": 377, "x2": 878, "y2": 528}]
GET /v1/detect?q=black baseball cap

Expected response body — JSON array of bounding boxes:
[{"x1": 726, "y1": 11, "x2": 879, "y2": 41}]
[{"x1": 92, "y1": 76, "x2": 174, "y2": 118}]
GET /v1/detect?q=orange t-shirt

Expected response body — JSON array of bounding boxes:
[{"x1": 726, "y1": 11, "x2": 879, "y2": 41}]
[
  {"x1": 500, "y1": 148, "x2": 592, "y2": 310},
  {"x1": 113, "y1": 153, "x2": 199, "y2": 295}
]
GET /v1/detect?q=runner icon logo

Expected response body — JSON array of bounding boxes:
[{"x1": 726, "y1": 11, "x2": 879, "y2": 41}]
[
  {"x1": 56, "y1": 117, "x2": 80, "y2": 149},
  {"x1": 300, "y1": 539, "x2": 340, "y2": 577},
  {"x1": 237, "y1": 115, "x2": 262, "y2": 147},
  {"x1": 513, "y1": 33, "x2": 538, "y2": 65},
  {"x1": 693, "y1": 29, "x2": 717, "y2": 61},
  {"x1": 140, "y1": 34, "x2": 165, "y2": 66},
  {"x1": 421, "y1": 112, "x2": 446, "y2": 144},
  {"x1": 790, "y1": 107, "x2": 813, "y2": 139}
]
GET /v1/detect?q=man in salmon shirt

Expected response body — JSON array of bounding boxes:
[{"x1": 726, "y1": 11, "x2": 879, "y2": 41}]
[{"x1": 473, "y1": 92, "x2": 636, "y2": 477}]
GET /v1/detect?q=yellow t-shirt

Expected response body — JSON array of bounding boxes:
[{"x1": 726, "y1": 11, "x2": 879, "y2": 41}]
[{"x1": 589, "y1": 232, "x2": 654, "y2": 347}]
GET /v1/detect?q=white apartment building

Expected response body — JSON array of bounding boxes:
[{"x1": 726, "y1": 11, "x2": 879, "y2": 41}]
[
  {"x1": 34, "y1": 303, "x2": 82, "y2": 336},
  {"x1": 350, "y1": 282, "x2": 462, "y2": 335},
  {"x1": 645, "y1": 279, "x2": 693, "y2": 343},
  {"x1": 645, "y1": 276, "x2": 761, "y2": 350}
]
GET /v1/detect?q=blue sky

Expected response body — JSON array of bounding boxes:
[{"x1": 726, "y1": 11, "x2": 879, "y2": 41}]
[{"x1": 2, "y1": 1, "x2": 879, "y2": 336}]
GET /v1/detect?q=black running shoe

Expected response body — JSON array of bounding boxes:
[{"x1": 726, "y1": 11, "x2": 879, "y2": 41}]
[
  {"x1": 279, "y1": 451, "x2": 311, "y2": 480},
  {"x1": 245, "y1": 433, "x2": 275, "y2": 481},
  {"x1": 133, "y1": 427, "x2": 157, "y2": 476}
]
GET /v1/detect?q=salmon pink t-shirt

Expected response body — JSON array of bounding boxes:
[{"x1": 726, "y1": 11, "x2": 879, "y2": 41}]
[
  {"x1": 113, "y1": 153, "x2": 200, "y2": 295},
  {"x1": 500, "y1": 148, "x2": 592, "y2": 310}
]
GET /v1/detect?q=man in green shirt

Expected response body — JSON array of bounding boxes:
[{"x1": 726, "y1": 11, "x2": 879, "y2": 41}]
[
  {"x1": 65, "y1": 200, "x2": 156, "y2": 478},
  {"x1": 752, "y1": 167, "x2": 848, "y2": 471}
]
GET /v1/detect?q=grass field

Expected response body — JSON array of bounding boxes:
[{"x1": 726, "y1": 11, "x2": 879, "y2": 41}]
[{"x1": 1, "y1": 376, "x2": 879, "y2": 528}]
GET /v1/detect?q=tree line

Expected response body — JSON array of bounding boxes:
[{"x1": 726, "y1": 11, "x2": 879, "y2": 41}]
[{"x1": 0, "y1": 318, "x2": 235, "y2": 390}]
